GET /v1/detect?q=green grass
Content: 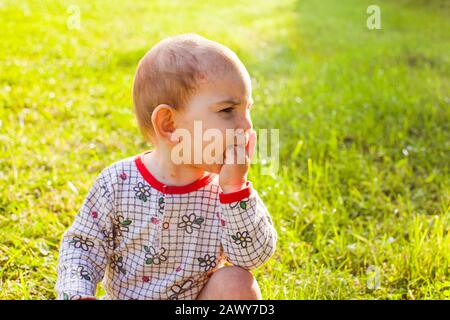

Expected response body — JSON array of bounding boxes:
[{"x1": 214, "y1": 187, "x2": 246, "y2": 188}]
[{"x1": 0, "y1": 0, "x2": 449, "y2": 299}]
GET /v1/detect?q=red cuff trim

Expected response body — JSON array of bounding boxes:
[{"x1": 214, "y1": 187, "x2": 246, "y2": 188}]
[{"x1": 219, "y1": 181, "x2": 253, "y2": 204}]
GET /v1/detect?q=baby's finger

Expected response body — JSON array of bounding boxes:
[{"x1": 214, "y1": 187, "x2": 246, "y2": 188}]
[
  {"x1": 246, "y1": 129, "x2": 257, "y2": 161},
  {"x1": 235, "y1": 144, "x2": 248, "y2": 165},
  {"x1": 234, "y1": 129, "x2": 247, "y2": 147},
  {"x1": 224, "y1": 144, "x2": 247, "y2": 165},
  {"x1": 224, "y1": 144, "x2": 237, "y2": 165}
]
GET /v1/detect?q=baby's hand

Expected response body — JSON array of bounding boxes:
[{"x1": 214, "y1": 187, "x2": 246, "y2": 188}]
[{"x1": 219, "y1": 129, "x2": 256, "y2": 193}]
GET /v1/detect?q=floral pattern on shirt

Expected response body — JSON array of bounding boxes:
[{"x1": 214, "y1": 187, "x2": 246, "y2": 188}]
[
  {"x1": 229, "y1": 198, "x2": 249, "y2": 210},
  {"x1": 178, "y1": 213, "x2": 204, "y2": 234},
  {"x1": 144, "y1": 245, "x2": 167, "y2": 265},
  {"x1": 168, "y1": 279, "x2": 195, "y2": 300},
  {"x1": 231, "y1": 231, "x2": 253, "y2": 248},
  {"x1": 62, "y1": 292, "x2": 83, "y2": 300},
  {"x1": 102, "y1": 229, "x2": 116, "y2": 249},
  {"x1": 69, "y1": 236, "x2": 94, "y2": 252},
  {"x1": 198, "y1": 254, "x2": 216, "y2": 272},
  {"x1": 229, "y1": 197, "x2": 250, "y2": 210},
  {"x1": 100, "y1": 184, "x2": 111, "y2": 198},
  {"x1": 110, "y1": 254, "x2": 126, "y2": 275},
  {"x1": 134, "y1": 182, "x2": 151, "y2": 202},
  {"x1": 112, "y1": 215, "x2": 132, "y2": 236},
  {"x1": 70, "y1": 265, "x2": 91, "y2": 281},
  {"x1": 158, "y1": 197, "x2": 165, "y2": 215}
]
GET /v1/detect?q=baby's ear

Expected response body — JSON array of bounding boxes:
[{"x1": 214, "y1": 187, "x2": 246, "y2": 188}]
[
  {"x1": 151, "y1": 104, "x2": 177, "y2": 142},
  {"x1": 169, "y1": 133, "x2": 181, "y2": 143}
]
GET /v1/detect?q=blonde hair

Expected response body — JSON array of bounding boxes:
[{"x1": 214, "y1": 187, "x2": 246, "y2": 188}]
[{"x1": 132, "y1": 33, "x2": 245, "y2": 142}]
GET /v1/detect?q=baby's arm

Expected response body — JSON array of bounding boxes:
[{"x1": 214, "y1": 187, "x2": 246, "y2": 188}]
[
  {"x1": 217, "y1": 130, "x2": 277, "y2": 270},
  {"x1": 55, "y1": 170, "x2": 114, "y2": 300},
  {"x1": 218, "y1": 182, "x2": 277, "y2": 270}
]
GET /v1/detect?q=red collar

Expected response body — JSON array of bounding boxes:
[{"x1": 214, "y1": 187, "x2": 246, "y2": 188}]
[{"x1": 134, "y1": 151, "x2": 216, "y2": 194}]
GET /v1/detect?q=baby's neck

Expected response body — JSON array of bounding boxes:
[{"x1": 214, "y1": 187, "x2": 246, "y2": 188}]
[{"x1": 142, "y1": 147, "x2": 209, "y2": 186}]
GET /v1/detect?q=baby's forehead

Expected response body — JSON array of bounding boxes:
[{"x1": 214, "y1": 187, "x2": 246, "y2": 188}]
[{"x1": 192, "y1": 71, "x2": 253, "y2": 107}]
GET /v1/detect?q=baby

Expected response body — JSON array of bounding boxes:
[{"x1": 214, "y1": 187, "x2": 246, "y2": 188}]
[{"x1": 55, "y1": 34, "x2": 277, "y2": 300}]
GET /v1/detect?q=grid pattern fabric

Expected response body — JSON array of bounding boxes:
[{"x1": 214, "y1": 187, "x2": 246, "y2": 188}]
[{"x1": 55, "y1": 152, "x2": 277, "y2": 300}]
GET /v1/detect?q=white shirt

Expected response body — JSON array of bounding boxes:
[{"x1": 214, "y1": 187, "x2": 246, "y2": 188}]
[{"x1": 55, "y1": 150, "x2": 277, "y2": 300}]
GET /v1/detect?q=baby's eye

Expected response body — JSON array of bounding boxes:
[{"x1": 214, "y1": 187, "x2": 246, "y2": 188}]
[{"x1": 220, "y1": 107, "x2": 234, "y2": 114}]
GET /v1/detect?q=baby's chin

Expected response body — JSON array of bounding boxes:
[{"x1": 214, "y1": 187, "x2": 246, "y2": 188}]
[{"x1": 193, "y1": 163, "x2": 223, "y2": 175}]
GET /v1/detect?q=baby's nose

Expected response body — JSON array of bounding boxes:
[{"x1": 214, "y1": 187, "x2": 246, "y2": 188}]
[
  {"x1": 234, "y1": 129, "x2": 250, "y2": 146},
  {"x1": 241, "y1": 116, "x2": 253, "y2": 132}
]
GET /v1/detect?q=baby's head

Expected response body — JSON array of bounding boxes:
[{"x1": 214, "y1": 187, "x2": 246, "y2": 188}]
[{"x1": 133, "y1": 34, "x2": 253, "y2": 173}]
